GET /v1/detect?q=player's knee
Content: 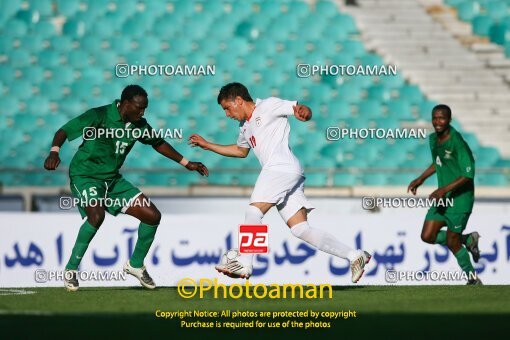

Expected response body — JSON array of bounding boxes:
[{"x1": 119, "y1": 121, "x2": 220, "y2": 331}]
[
  {"x1": 447, "y1": 235, "x2": 461, "y2": 251},
  {"x1": 146, "y1": 207, "x2": 161, "y2": 225},
  {"x1": 245, "y1": 205, "x2": 264, "y2": 224},
  {"x1": 421, "y1": 232, "x2": 435, "y2": 244},
  {"x1": 87, "y1": 211, "x2": 105, "y2": 228}
]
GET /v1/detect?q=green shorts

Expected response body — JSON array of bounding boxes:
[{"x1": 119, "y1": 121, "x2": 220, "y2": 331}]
[
  {"x1": 70, "y1": 176, "x2": 141, "y2": 218},
  {"x1": 425, "y1": 207, "x2": 471, "y2": 234}
]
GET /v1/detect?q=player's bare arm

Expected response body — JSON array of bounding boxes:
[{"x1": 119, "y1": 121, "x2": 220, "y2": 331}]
[
  {"x1": 153, "y1": 141, "x2": 209, "y2": 176},
  {"x1": 407, "y1": 163, "x2": 436, "y2": 195},
  {"x1": 44, "y1": 129, "x2": 67, "y2": 170},
  {"x1": 429, "y1": 176, "x2": 472, "y2": 200},
  {"x1": 292, "y1": 104, "x2": 312, "y2": 122},
  {"x1": 188, "y1": 133, "x2": 250, "y2": 158}
]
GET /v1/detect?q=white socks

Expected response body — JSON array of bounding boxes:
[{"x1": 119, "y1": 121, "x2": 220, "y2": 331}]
[
  {"x1": 290, "y1": 221, "x2": 359, "y2": 262},
  {"x1": 238, "y1": 205, "x2": 264, "y2": 266}
]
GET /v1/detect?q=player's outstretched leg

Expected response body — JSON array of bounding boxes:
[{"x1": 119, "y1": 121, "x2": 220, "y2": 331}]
[
  {"x1": 286, "y1": 208, "x2": 371, "y2": 283},
  {"x1": 124, "y1": 195, "x2": 160, "y2": 289},
  {"x1": 462, "y1": 232, "x2": 481, "y2": 263},
  {"x1": 64, "y1": 206, "x2": 104, "y2": 291},
  {"x1": 215, "y1": 204, "x2": 266, "y2": 279}
]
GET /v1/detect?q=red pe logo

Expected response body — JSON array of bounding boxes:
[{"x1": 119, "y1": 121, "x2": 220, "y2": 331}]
[{"x1": 238, "y1": 225, "x2": 268, "y2": 254}]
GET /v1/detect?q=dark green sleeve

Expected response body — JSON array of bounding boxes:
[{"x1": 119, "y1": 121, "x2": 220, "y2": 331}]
[
  {"x1": 138, "y1": 122, "x2": 165, "y2": 146},
  {"x1": 455, "y1": 136, "x2": 475, "y2": 179},
  {"x1": 60, "y1": 109, "x2": 101, "y2": 141}
]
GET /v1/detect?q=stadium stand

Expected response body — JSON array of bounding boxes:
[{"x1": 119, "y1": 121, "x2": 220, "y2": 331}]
[{"x1": 0, "y1": 0, "x2": 508, "y2": 192}]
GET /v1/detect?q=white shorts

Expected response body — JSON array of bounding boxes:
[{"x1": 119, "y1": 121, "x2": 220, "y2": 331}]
[{"x1": 250, "y1": 170, "x2": 314, "y2": 222}]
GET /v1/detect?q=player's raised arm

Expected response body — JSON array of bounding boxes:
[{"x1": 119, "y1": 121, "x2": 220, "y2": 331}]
[
  {"x1": 43, "y1": 129, "x2": 67, "y2": 170},
  {"x1": 153, "y1": 141, "x2": 209, "y2": 176},
  {"x1": 188, "y1": 133, "x2": 250, "y2": 158},
  {"x1": 292, "y1": 104, "x2": 312, "y2": 122},
  {"x1": 407, "y1": 163, "x2": 436, "y2": 195}
]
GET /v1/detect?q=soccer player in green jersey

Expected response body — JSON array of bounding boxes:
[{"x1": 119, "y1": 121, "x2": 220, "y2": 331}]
[
  {"x1": 44, "y1": 85, "x2": 209, "y2": 291},
  {"x1": 408, "y1": 104, "x2": 481, "y2": 285}
]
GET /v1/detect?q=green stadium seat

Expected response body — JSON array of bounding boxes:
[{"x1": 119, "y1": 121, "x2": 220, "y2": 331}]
[
  {"x1": 457, "y1": 1, "x2": 480, "y2": 21},
  {"x1": 489, "y1": 22, "x2": 507, "y2": 45},
  {"x1": 32, "y1": 21, "x2": 55, "y2": 38},
  {"x1": 26, "y1": 96, "x2": 50, "y2": 114},
  {"x1": 92, "y1": 50, "x2": 118, "y2": 67},
  {"x1": 332, "y1": 173, "x2": 358, "y2": 186},
  {"x1": 388, "y1": 173, "x2": 417, "y2": 186},
  {"x1": 326, "y1": 101, "x2": 352, "y2": 119},
  {"x1": 42, "y1": 114, "x2": 70, "y2": 129},
  {"x1": 398, "y1": 84, "x2": 424, "y2": 104},
  {"x1": 0, "y1": 0, "x2": 22, "y2": 25},
  {"x1": 387, "y1": 99, "x2": 414, "y2": 120},
  {"x1": 63, "y1": 19, "x2": 86, "y2": 38},
  {"x1": 487, "y1": 1, "x2": 507, "y2": 20},
  {"x1": 320, "y1": 143, "x2": 347, "y2": 164},
  {"x1": 306, "y1": 84, "x2": 334, "y2": 103},
  {"x1": 361, "y1": 173, "x2": 388, "y2": 186},
  {"x1": 476, "y1": 173, "x2": 508, "y2": 186},
  {"x1": 287, "y1": 1, "x2": 310, "y2": 18},
  {"x1": 40, "y1": 81, "x2": 66, "y2": 101},
  {"x1": 3, "y1": 19, "x2": 27, "y2": 38},
  {"x1": 2, "y1": 97, "x2": 21, "y2": 117},
  {"x1": 50, "y1": 66, "x2": 76, "y2": 85},
  {"x1": 418, "y1": 100, "x2": 438, "y2": 119},
  {"x1": 337, "y1": 82, "x2": 364, "y2": 103},
  {"x1": 67, "y1": 50, "x2": 91, "y2": 69},
  {"x1": 48, "y1": 35, "x2": 74, "y2": 53},
  {"x1": 78, "y1": 34, "x2": 104, "y2": 53},
  {"x1": 472, "y1": 15, "x2": 493, "y2": 36},
  {"x1": 207, "y1": 19, "x2": 236, "y2": 40},
  {"x1": 358, "y1": 100, "x2": 383, "y2": 119},
  {"x1": 305, "y1": 173, "x2": 328, "y2": 186},
  {"x1": 315, "y1": 1, "x2": 339, "y2": 18},
  {"x1": 15, "y1": 9, "x2": 40, "y2": 27},
  {"x1": 0, "y1": 65, "x2": 17, "y2": 84},
  {"x1": 70, "y1": 80, "x2": 97, "y2": 99},
  {"x1": 18, "y1": 35, "x2": 45, "y2": 54},
  {"x1": 328, "y1": 14, "x2": 358, "y2": 35},
  {"x1": 367, "y1": 84, "x2": 391, "y2": 102},
  {"x1": 207, "y1": 173, "x2": 235, "y2": 186},
  {"x1": 9, "y1": 80, "x2": 33, "y2": 100},
  {"x1": 8, "y1": 49, "x2": 31, "y2": 68},
  {"x1": 371, "y1": 117, "x2": 399, "y2": 129},
  {"x1": 234, "y1": 172, "x2": 260, "y2": 186},
  {"x1": 38, "y1": 50, "x2": 64, "y2": 68},
  {"x1": 55, "y1": 0, "x2": 80, "y2": 17},
  {"x1": 378, "y1": 74, "x2": 405, "y2": 89},
  {"x1": 475, "y1": 147, "x2": 500, "y2": 167}
]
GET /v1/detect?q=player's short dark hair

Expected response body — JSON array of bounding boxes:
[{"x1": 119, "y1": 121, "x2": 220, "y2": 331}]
[
  {"x1": 432, "y1": 104, "x2": 451, "y2": 119},
  {"x1": 121, "y1": 85, "x2": 147, "y2": 102},
  {"x1": 217, "y1": 82, "x2": 253, "y2": 104}
]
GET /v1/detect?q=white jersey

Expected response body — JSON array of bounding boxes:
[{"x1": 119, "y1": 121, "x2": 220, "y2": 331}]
[{"x1": 237, "y1": 97, "x2": 303, "y2": 175}]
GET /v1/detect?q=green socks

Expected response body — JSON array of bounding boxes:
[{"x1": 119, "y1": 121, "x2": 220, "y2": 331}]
[
  {"x1": 454, "y1": 247, "x2": 475, "y2": 275},
  {"x1": 65, "y1": 220, "x2": 98, "y2": 270},
  {"x1": 130, "y1": 222, "x2": 158, "y2": 268},
  {"x1": 461, "y1": 234, "x2": 473, "y2": 247},
  {"x1": 434, "y1": 230, "x2": 447, "y2": 245}
]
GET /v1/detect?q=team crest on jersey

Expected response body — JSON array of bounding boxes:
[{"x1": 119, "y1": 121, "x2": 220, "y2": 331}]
[
  {"x1": 444, "y1": 150, "x2": 452, "y2": 159},
  {"x1": 255, "y1": 117, "x2": 262, "y2": 127}
]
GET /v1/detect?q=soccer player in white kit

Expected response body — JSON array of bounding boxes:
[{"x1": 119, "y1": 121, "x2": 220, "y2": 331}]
[{"x1": 189, "y1": 83, "x2": 371, "y2": 283}]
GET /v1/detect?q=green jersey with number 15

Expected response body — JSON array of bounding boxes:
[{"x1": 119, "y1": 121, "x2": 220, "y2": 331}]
[{"x1": 61, "y1": 100, "x2": 164, "y2": 180}]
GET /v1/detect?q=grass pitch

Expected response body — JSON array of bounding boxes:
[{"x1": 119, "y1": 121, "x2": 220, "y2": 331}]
[{"x1": 1, "y1": 285, "x2": 508, "y2": 338}]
